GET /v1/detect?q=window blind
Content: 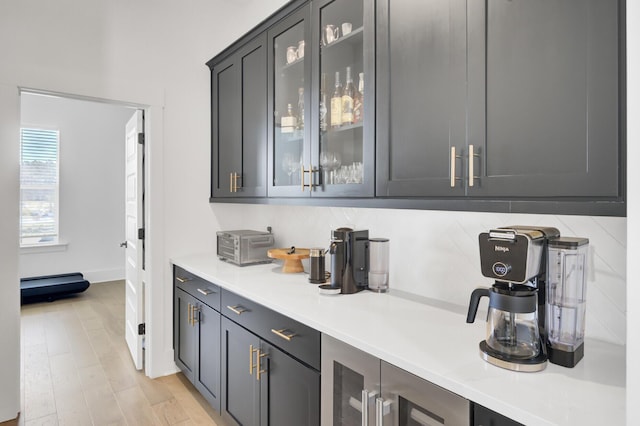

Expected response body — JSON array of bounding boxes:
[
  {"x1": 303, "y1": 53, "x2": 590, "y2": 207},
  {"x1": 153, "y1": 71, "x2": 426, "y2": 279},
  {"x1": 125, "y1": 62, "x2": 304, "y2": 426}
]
[{"x1": 20, "y1": 128, "x2": 60, "y2": 245}]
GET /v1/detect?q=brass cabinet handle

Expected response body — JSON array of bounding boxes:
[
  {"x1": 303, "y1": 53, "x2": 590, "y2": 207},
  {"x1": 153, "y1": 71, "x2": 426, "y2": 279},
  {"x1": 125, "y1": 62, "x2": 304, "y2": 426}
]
[
  {"x1": 301, "y1": 165, "x2": 317, "y2": 192},
  {"x1": 234, "y1": 172, "x2": 241, "y2": 192},
  {"x1": 229, "y1": 172, "x2": 241, "y2": 192},
  {"x1": 468, "y1": 144, "x2": 480, "y2": 187},
  {"x1": 192, "y1": 305, "x2": 199, "y2": 325},
  {"x1": 197, "y1": 288, "x2": 215, "y2": 296},
  {"x1": 450, "y1": 146, "x2": 462, "y2": 188},
  {"x1": 270, "y1": 328, "x2": 296, "y2": 341},
  {"x1": 176, "y1": 276, "x2": 191, "y2": 283},
  {"x1": 188, "y1": 303, "x2": 193, "y2": 326},
  {"x1": 249, "y1": 344, "x2": 257, "y2": 375},
  {"x1": 256, "y1": 349, "x2": 267, "y2": 381},
  {"x1": 226, "y1": 305, "x2": 247, "y2": 315}
]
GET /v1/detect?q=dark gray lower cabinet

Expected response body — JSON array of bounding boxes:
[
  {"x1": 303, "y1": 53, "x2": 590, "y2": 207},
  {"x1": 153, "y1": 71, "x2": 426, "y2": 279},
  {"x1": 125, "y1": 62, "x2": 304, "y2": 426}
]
[
  {"x1": 173, "y1": 267, "x2": 221, "y2": 411},
  {"x1": 221, "y1": 290, "x2": 320, "y2": 426},
  {"x1": 473, "y1": 404, "x2": 523, "y2": 426}
]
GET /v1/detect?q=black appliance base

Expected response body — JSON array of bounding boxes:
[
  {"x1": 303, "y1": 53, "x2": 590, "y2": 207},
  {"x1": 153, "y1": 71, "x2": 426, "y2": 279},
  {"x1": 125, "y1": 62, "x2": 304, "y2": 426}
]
[
  {"x1": 479, "y1": 340, "x2": 547, "y2": 372},
  {"x1": 548, "y1": 342, "x2": 584, "y2": 368}
]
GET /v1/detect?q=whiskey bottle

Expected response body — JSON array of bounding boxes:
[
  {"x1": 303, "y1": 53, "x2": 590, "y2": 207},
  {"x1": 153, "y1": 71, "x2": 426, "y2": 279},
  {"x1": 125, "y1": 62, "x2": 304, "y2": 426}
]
[
  {"x1": 353, "y1": 72, "x2": 364, "y2": 123},
  {"x1": 342, "y1": 66, "x2": 355, "y2": 124},
  {"x1": 281, "y1": 103, "x2": 297, "y2": 134},
  {"x1": 297, "y1": 87, "x2": 304, "y2": 130},
  {"x1": 330, "y1": 71, "x2": 342, "y2": 128},
  {"x1": 319, "y1": 73, "x2": 328, "y2": 132}
]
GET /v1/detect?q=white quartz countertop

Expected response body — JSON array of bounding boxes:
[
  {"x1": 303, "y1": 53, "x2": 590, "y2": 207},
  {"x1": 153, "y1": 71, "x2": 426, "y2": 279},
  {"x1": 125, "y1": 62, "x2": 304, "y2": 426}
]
[{"x1": 171, "y1": 254, "x2": 625, "y2": 426}]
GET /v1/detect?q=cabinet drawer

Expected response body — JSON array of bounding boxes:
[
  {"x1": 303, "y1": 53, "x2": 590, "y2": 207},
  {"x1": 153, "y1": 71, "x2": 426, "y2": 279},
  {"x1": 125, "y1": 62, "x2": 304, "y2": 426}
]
[
  {"x1": 174, "y1": 266, "x2": 220, "y2": 311},
  {"x1": 221, "y1": 289, "x2": 320, "y2": 370}
]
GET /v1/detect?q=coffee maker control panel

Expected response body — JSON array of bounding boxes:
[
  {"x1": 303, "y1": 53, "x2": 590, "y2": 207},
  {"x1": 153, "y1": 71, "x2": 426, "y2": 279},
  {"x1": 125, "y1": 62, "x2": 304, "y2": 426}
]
[{"x1": 478, "y1": 227, "x2": 558, "y2": 284}]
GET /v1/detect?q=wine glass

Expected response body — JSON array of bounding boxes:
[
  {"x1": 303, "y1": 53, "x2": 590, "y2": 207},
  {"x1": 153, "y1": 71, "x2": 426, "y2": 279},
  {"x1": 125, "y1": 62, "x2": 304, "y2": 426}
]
[
  {"x1": 281, "y1": 152, "x2": 295, "y2": 184},
  {"x1": 320, "y1": 151, "x2": 331, "y2": 184},
  {"x1": 330, "y1": 152, "x2": 342, "y2": 184}
]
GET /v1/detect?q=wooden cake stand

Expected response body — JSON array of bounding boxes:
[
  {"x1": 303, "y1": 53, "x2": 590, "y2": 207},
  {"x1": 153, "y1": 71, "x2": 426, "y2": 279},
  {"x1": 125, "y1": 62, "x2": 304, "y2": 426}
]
[{"x1": 267, "y1": 248, "x2": 310, "y2": 273}]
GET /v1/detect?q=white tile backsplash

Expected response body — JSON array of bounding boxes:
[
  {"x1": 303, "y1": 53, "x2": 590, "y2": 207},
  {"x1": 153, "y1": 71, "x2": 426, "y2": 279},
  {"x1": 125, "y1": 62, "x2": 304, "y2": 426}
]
[{"x1": 211, "y1": 203, "x2": 627, "y2": 345}]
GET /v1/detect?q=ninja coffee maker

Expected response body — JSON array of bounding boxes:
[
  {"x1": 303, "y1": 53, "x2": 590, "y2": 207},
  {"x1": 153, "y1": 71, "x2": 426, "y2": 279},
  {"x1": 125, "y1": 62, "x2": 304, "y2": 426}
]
[{"x1": 466, "y1": 226, "x2": 589, "y2": 372}]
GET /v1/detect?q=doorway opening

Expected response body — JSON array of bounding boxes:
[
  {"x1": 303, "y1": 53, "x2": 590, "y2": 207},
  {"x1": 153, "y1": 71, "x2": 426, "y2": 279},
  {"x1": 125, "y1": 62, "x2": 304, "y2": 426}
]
[{"x1": 19, "y1": 88, "x2": 149, "y2": 372}]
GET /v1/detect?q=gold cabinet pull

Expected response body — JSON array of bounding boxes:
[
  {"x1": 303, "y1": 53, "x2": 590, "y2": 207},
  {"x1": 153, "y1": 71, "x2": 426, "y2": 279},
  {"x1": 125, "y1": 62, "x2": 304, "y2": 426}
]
[
  {"x1": 176, "y1": 276, "x2": 191, "y2": 283},
  {"x1": 301, "y1": 165, "x2": 317, "y2": 192},
  {"x1": 249, "y1": 344, "x2": 257, "y2": 375},
  {"x1": 271, "y1": 328, "x2": 296, "y2": 341},
  {"x1": 197, "y1": 288, "x2": 215, "y2": 296},
  {"x1": 450, "y1": 146, "x2": 462, "y2": 188},
  {"x1": 188, "y1": 303, "x2": 193, "y2": 326},
  {"x1": 192, "y1": 305, "x2": 199, "y2": 325},
  {"x1": 229, "y1": 172, "x2": 241, "y2": 192},
  {"x1": 226, "y1": 305, "x2": 247, "y2": 315},
  {"x1": 468, "y1": 144, "x2": 480, "y2": 187},
  {"x1": 256, "y1": 349, "x2": 267, "y2": 381}
]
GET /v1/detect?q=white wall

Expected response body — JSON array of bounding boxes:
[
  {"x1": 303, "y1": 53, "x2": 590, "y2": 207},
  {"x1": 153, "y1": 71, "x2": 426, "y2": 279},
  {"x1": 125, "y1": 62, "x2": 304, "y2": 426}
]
[
  {"x1": 0, "y1": 0, "x2": 636, "y2": 423},
  {"x1": 0, "y1": 85, "x2": 21, "y2": 422},
  {"x1": 627, "y1": 1, "x2": 639, "y2": 423},
  {"x1": 19, "y1": 93, "x2": 133, "y2": 283}
]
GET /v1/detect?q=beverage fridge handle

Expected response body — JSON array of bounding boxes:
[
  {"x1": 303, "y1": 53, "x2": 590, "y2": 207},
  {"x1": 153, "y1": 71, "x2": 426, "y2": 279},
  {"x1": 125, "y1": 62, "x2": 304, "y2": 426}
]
[
  {"x1": 375, "y1": 397, "x2": 392, "y2": 426},
  {"x1": 361, "y1": 389, "x2": 377, "y2": 426}
]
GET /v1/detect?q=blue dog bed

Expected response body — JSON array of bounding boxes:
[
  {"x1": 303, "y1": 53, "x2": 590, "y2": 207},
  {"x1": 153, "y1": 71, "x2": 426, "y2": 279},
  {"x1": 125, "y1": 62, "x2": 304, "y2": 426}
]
[{"x1": 21, "y1": 272, "x2": 90, "y2": 304}]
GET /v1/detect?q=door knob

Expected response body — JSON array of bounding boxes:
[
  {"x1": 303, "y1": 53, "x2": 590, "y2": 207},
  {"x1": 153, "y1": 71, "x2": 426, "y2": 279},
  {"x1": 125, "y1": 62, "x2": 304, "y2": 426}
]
[{"x1": 120, "y1": 241, "x2": 128, "y2": 248}]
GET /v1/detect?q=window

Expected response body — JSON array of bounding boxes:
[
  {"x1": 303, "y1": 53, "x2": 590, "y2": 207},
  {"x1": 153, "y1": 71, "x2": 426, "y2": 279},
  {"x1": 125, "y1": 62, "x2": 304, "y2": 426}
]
[{"x1": 20, "y1": 128, "x2": 60, "y2": 246}]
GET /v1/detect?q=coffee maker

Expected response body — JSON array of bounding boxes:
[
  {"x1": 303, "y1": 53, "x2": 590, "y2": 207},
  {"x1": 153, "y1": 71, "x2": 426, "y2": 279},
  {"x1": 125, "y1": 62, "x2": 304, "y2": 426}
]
[
  {"x1": 466, "y1": 226, "x2": 589, "y2": 371},
  {"x1": 467, "y1": 226, "x2": 556, "y2": 372},
  {"x1": 320, "y1": 227, "x2": 369, "y2": 294}
]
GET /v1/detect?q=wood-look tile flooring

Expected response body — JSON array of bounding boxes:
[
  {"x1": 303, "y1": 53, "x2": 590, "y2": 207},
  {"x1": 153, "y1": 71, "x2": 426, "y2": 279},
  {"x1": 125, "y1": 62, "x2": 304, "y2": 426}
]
[{"x1": 6, "y1": 280, "x2": 227, "y2": 426}]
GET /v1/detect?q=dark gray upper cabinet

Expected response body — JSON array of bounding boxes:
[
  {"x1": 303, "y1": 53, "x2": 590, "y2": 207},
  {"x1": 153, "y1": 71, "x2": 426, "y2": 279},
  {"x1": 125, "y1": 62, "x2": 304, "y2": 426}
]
[
  {"x1": 267, "y1": 0, "x2": 375, "y2": 198},
  {"x1": 376, "y1": 0, "x2": 468, "y2": 197},
  {"x1": 208, "y1": 0, "x2": 625, "y2": 215},
  {"x1": 467, "y1": 0, "x2": 622, "y2": 198},
  {"x1": 210, "y1": 34, "x2": 268, "y2": 198},
  {"x1": 376, "y1": 0, "x2": 624, "y2": 204}
]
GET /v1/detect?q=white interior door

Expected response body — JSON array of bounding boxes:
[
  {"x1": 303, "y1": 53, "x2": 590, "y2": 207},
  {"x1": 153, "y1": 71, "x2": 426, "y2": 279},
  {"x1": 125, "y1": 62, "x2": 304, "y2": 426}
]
[{"x1": 124, "y1": 109, "x2": 144, "y2": 370}]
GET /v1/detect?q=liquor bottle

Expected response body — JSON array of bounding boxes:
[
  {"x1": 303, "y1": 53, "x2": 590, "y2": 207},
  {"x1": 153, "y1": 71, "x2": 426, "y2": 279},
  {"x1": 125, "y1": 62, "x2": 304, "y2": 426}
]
[
  {"x1": 281, "y1": 103, "x2": 297, "y2": 134},
  {"x1": 330, "y1": 71, "x2": 343, "y2": 128},
  {"x1": 319, "y1": 73, "x2": 328, "y2": 132},
  {"x1": 342, "y1": 66, "x2": 356, "y2": 124},
  {"x1": 297, "y1": 87, "x2": 304, "y2": 130},
  {"x1": 353, "y1": 72, "x2": 364, "y2": 123}
]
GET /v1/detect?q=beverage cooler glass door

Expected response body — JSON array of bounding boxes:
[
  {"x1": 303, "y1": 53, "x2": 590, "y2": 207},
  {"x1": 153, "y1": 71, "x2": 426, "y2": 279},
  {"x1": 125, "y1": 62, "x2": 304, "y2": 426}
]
[
  {"x1": 322, "y1": 335, "x2": 380, "y2": 426},
  {"x1": 314, "y1": 0, "x2": 374, "y2": 197},
  {"x1": 269, "y1": 8, "x2": 310, "y2": 196},
  {"x1": 380, "y1": 361, "x2": 470, "y2": 426}
]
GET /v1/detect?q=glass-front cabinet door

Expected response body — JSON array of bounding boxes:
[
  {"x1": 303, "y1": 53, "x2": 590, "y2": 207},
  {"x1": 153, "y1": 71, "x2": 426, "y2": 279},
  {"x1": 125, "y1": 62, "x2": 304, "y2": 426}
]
[
  {"x1": 268, "y1": 0, "x2": 374, "y2": 197},
  {"x1": 311, "y1": 0, "x2": 374, "y2": 197},
  {"x1": 268, "y1": 6, "x2": 311, "y2": 197}
]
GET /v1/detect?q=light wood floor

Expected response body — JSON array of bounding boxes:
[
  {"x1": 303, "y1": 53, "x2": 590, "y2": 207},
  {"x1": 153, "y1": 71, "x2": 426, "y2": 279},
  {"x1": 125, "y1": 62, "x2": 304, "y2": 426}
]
[{"x1": 6, "y1": 280, "x2": 226, "y2": 426}]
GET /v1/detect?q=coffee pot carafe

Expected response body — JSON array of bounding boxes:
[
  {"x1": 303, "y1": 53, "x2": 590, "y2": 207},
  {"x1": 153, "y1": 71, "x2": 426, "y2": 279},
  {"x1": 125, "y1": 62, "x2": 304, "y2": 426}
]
[{"x1": 467, "y1": 283, "x2": 544, "y2": 367}]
